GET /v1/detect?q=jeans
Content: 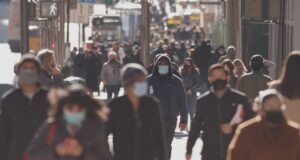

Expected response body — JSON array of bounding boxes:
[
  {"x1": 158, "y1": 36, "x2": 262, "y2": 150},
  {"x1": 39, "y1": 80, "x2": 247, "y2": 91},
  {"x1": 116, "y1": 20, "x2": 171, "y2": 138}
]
[
  {"x1": 187, "y1": 94, "x2": 197, "y2": 123},
  {"x1": 164, "y1": 120, "x2": 177, "y2": 160},
  {"x1": 106, "y1": 85, "x2": 121, "y2": 100}
]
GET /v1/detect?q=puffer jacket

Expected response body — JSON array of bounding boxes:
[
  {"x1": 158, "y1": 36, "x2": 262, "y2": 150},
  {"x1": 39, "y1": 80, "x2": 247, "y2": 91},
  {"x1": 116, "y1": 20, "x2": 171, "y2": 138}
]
[{"x1": 101, "y1": 61, "x2": 122, "y2": 86}]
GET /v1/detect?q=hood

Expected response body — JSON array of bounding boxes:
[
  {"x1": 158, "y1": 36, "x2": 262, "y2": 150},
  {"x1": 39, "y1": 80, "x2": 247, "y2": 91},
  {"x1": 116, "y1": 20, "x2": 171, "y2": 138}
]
[{"x1": 152, "y1": 55, "x2": 173, "y2": 77}]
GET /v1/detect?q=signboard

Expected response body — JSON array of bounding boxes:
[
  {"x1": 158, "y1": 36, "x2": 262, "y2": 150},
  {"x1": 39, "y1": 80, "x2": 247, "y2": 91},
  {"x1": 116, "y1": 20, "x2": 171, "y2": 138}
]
[
  {"x1": 40, "y1": 1, "x2": 59, "y2": 18},
  {"x1": 70, "y1": 4, "x2": 92, "y2": 24},
  {"x1": 78, "y1": 0, "x2": 96, "y2": 3}
]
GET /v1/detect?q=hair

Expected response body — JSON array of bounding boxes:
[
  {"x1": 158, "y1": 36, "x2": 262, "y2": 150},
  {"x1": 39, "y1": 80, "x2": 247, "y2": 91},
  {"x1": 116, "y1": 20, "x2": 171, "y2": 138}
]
[
  {"x1": 233, "y1": 59, "x2": 247, "y2": 75},
  {"x1": 275, "y1": 52, "x2": 300, "y2": 99},
  {"x1": 208, "y1": 64, "x2": 229, "y2": 76},
  {"x1": 222, "y1": 59, "x2": 235, "y2": 75},
  {"x1": 37, "y1": 49, "x2": 54, "y2": 63},
  {"x1": 180, "y1": 58, "x2": 198, "y2": 75},
  {"x1": 55, "y1": 85, "x2": 103, "y2": 121}
]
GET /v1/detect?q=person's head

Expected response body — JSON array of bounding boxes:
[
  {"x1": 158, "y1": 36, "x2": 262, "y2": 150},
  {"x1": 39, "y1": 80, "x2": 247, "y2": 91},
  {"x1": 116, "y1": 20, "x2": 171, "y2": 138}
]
[
  {"x1": 250, "y1": 54, "x2": 264, "y2": 72},
  {"x1": 208, "y1": 64, "x2": 230, "y2": 91},
  {"x1": 233, "y1": 59, "x2": 247, "y2": 76},
  {"x1": 226, "y1": 46, "x2": 237, "y2": 60},
  {"x1": 121, "y1": 63, "x2": 148, "y2": 97},
  {"x1": 112, "y1": 42, "x2": 120, "y2": 51},
  {"x1": 17, "y1": 54, "x2": 41, "y2": 86},
  {"x1": 108, "y1": 52, "x2": 117, "y2": 62},
  {"x1": 254, "y1": 89, "x2": 286, "y2": 126},
  {"x1": 182, "y1": 58, "x2": 196, "y2": 73},
  {"x1": 216, "y1": 45, "x2": 225, "y2": 55},
  {"x1": 180, "y1": 42, "x2": 186, "y2": 49},
  {"x1": 56, "y1": 85, "x2": 105, "y2": 126},
  {"x1": 154, "y1": 54, "x2": 172, "y2": 76},
  {"x1": 73, "y1": 47, "x2": 78, "y2": 52},
  {"x1": 37, "y1": 49, "x2": 55, "y2": 71},
  {"x1": 222, "y1": 59, "x2": 235, "y2": 75},
  {"x1": 162, "y1": 44, "x2": 169, "y2": 51},
  {"x1": 277, "y1": 52, "x2": 300, "y2": 99},
  {"x1": 157, "y1": 40, "x2": 163, "y2": 48}
]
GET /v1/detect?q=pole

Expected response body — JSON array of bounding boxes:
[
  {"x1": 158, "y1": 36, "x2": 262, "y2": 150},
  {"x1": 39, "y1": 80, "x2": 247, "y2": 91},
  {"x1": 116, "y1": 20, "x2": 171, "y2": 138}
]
[
  {"x1": 67, "y1": 0, "x2": 70, "y2": 44},
  {"x1": 20, "y1": 0, "x2": 29, "y2": 54},
  {"x1": 78, "y1": 23, "x2": 81, "y2": 48},
  {"x1": 141, "y1": 0, "x2": 150, "y2": 67}
]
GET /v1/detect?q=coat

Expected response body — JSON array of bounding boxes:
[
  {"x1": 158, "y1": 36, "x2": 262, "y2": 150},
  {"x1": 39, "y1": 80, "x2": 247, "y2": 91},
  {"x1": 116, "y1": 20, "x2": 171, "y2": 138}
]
[
  {"x1": 25, "y1": 119, "x2": 112, "y2": 160},
  {"x1": 147, "y1": 55, "x2": 188, "y2": 124},
  {"x1": 106, "y1": 95, "x2": 167, "y2": 160},
  {"x1": 181, "y1": 69, "x2": 201, "y2": 95},
  {"x1": 101, "y1": 61, "x2": 122, "y2": 86},
  {"x1": 237, "y1": 71, "x2": 271, "y2": 103},
  {"x1": 0, "y1": 88, "x2": 49, "y2": 160},
  {"x1": 187, "y1": 88, "x2": 255, "y2": 160},
  {"x1": 227, "y1": 116, "x2": 300, "y2": 160},
  {"x1": 39, "y1": 69, "x2": 64, "y2": 88},
  {"x1": 85, "y1": 54, "x2": 102, "y2": 92}
]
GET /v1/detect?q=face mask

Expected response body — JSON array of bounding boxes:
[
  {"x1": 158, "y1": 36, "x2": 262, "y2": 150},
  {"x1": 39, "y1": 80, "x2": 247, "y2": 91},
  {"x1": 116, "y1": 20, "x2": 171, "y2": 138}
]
[
  {"x1": 212, "y1": 79, "x2": 227, "y2": 91},
  {"x1": 63, "y1": 111, "x2": 86, "y2": 126},
  {"x1": 133, "y1": 82, "x2": 148, "y2": 97},
  {"x1": 184, "y1": 64, "x2": 191, "y2": 69},
  {"x1": 158, "y1": 66, "x2": 169, "y2": 75},
  {"x1": 19, "y1": 69, "x2": 39, "y2": 85},
  {"x1": 265, "y1": 111, "x2": 284, "y2": 125}
]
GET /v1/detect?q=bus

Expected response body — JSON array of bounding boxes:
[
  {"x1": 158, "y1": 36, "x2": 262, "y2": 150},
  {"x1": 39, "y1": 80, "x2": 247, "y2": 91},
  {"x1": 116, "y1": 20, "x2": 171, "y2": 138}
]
[{"x1": 91, "y1": 14, "x2": 122, "y2": 42}]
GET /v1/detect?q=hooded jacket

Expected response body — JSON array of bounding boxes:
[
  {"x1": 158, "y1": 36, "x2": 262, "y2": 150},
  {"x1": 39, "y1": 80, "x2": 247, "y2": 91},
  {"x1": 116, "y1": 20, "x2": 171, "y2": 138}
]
[{"x1": 147, "y1": 55, "x2": 188, "y2": 124}]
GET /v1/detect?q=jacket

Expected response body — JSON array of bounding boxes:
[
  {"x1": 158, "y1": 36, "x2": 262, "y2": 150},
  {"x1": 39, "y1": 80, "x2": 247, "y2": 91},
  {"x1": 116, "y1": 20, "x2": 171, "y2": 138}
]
[
  {"x1": 26, "y1": 119, "x2": 112, "y2": 160},
  {"x1": 181, "y1": 69, "x2": 201, "y2": 94},
  {"x1": 39, "y1": 69, "x2": 64, "y2": 88},
  {"x1": 148, "y1": 55, "x2": 188, "y2": 124},
  {"x1": 106, "y1": 95, "x2": 167, "y2": 160},
  {"x1": 101, "y1": 61, "x2": 122, "y2": 86},
  {"x1": 187, "y1": 88, "x2": 255, "y2": 160},
  {"x1": 0, "y1": 88, "x2": 49, "y2": 160},
  {"x1": 227, "y1": 116, "x2": 300, "y2": 160},
  {"x1": 237, "y1": 71, "x2": 271, "y2": 102}
]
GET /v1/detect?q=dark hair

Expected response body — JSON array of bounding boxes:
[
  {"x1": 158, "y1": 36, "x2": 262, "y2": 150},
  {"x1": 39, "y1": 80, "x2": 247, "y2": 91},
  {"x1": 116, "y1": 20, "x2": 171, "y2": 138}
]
[
  {"x1": 250, "y1": 54, "x2": 264, "y2": 71},
  {"x1": 277, "y1": 52, "x2": 300, "y2": 99},
  {"x1": 222, "y1": 59, "x2": 235, "y2": 75},
  {"x1": 208, "y1": 64, "x2": 229, "y2": 76},
  {"x1": 56, "y1": 86, "x2": 103, "y2": 120},
  {"x1": 181, "y1": 58, "x2": 198, "y2": 74}
]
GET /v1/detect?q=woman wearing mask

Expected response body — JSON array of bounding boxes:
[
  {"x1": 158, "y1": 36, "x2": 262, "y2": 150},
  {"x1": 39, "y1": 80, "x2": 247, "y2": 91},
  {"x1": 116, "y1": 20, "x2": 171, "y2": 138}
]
[
  {"x1": 180, "y1": 58, "x2": 201, "y2": 123},
  {"x1": 25, "y1": 86, "x2": 112, "y2": 160},
  {"x1": 106, "y1": 63, "x2": 167, "y2": 160},
  {"x1": 101, "y1": 52, "x2": 122, "y2": 100},
  {"x1": 227, "y1": 89, "x2": 300, "y2": 160},
  {"x1": 270, "y1": 52, "x2": 300, "y2": 124}
]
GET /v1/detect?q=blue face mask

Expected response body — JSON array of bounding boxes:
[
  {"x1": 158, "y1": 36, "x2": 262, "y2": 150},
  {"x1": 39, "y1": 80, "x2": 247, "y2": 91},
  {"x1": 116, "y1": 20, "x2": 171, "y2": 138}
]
[
  {"x1": 63, "y1": 111, "x2": 86, "y2": 126},
  {"x1": 134, "y1": 82, "x2": 148, "y2": 97},
  {"x1": 158, "y1": 66, "x2": 169, "y2": 75}
]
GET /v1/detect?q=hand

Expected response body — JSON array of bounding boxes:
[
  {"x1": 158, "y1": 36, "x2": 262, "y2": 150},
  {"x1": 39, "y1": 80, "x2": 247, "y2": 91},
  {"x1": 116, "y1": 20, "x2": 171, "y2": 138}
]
[
  {"x1": 67, "y1": 143, "x2": 83, "y2": 157},
  {"x1": 187, "y1": 89, "x2": 192, "y2": 96},
  {"x1": 220, "y1": 124, "x2": 233, "y2": 135},
  {"x1": 102, "y1": 80, "x2": 107, "y2": 86},
  {"x1": 55, "y1": 143, "x2": 69, "y2": 156},
  {"x1": 49, "y1": 64, "x2": 60, "y2": 76},
  {"x1": 186, "y1": 154, "x2": 192, "y2": 160},
  {"x1": 179, "y1": 123, "x2": 188, "y2": 131}
]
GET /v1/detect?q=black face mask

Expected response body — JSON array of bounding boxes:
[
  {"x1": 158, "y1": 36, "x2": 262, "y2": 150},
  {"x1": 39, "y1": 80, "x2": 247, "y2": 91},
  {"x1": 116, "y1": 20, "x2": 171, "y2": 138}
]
[
  {"x1": 212, "y1": 79, "x2": 227, "y2": 91},
  {"x1": 265, "y1": 111, "x2": 284, "y2": 125}
]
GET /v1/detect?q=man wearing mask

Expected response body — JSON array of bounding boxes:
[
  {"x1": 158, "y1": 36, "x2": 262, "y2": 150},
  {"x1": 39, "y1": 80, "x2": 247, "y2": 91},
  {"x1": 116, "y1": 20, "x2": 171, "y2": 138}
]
[
  {"x1": 107, "y1": 63, "x2": 167, "y2": 160},
  {"x1": 186, "y1": 64, "x2": 254, "y2": 160},
  {"x1": 237, "y1": 54, "x2": 272, "y2": 103},
  {"x1": 148, "y1": 55, "x2": 188, "y2": 159},
  {"x1": 37, "y1": 49, "x2": 64, "y2": 88},
  {"x1": 101, "y1": 52, "x2": 122, "y2": 99},
  {"x1": 219, "y1": 46, "x2": 237, "y2": 63},
  {"x1": 0, "y1": 54, "x2": 49, "y2": 160},
  {"x1": 227, "y1": 89, "x2": 300, "y2": 160}
]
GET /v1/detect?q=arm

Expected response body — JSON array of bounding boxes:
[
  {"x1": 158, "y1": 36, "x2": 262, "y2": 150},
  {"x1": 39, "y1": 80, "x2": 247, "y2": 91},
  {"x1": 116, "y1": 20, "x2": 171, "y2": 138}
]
[
  {"x1": 226, "y1": 127, "x2": 249, "y2": 160},
  {"x1": 242, "y1": 96, "x2": 255, "y2": 121},
  {"x1": 0, "y1": 100, "x2": 12, "y2": 160},
  {"x1": 186, "y1": 100, "x2": 204, "y2": 155},
  {"x1": 178, "y1": 80, "x2": 188, "y2": 124},
  {"x1": 101, "y1": 65, "x2": 108, "y2": 83},
  {"x1": 191, "y1": 72, "x2": 201, "y2": 93}
]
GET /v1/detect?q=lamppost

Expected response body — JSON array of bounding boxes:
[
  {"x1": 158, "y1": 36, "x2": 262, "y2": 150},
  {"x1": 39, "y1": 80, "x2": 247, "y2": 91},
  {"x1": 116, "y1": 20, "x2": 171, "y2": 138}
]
[
  {"x1": 141, "y1": 0, "x2": 152, "y2": 67},
  {"x1": 20, "y1": 0, "x2": 29, "y2": 54}
]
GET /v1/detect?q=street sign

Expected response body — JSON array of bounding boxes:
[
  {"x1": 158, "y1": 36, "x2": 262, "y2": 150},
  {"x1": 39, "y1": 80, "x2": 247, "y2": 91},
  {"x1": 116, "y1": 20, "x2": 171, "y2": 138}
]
[
  {"x1": 78, "y1": 0, "x2": 96, "y2": 3},
  {"x1": 70, "y1": 4, "x2": 92, "y2": 24},
  {"x1": 40, "y1": 1, "x2": 59, "y2": 18}
]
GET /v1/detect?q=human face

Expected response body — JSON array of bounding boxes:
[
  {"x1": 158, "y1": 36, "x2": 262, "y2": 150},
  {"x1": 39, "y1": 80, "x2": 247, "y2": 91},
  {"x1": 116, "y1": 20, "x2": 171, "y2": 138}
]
[
  {"x1": 261, "y1": 97, "x2": 282, "y2": 116},
  {"x1": 20, "y1": 61, "x2": 38, "y2": 72},
  {"x1": 63, "y1": 104, "x2": 87, "y2": 126},
  {"x1": 208, "y1": 69, "x2": 229, "y2": 84},
  {"x1": 128, "y1": 75, "x2": 148, "y2": 97},
  {"x1": 184, "y1": 60, "x2": 192, "y2": 66}
]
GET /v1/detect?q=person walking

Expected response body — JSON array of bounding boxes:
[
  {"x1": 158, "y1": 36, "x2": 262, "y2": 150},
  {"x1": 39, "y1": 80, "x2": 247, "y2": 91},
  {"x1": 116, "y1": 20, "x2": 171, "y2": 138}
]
[
  {"x1": 227, "y1": 89, "x2": 300, "y2": 160},
  {"x1": 0, "y1": 54, "x2": 49, "y2": 160},
  {"x1": 25, "y1": 86, "x2": 112, "y2": 160},
  {"x1": 37, "y1": 49, "x2": 64, "y2": 88},
  {"x1": 237, "y1": 54, "x2": 272, "y2": 103},
  {"x1": 101, "y1": 52, "x2": 122, "y2": 100},
  {"x1": 107, "y1": 63, "x2": 167, "y2": 160},
  {"x1": 148, "y1": 54, "x2": 188, "y2": 159},
  {"x1": 84, "y1": 50, "x2": 101, "y2": 93},
  {"x1": 180, "y1": 58, "x2": 201, "y2": 123},
  {"x1": 222, "y1": 60, "x2": 238, "y2": 89},
  {"x1": 186, "y1": 64, "x2": 255, "y2": 160},
  {"x1": 270, "y1": 52, "x2": 300, "y2": 124}
]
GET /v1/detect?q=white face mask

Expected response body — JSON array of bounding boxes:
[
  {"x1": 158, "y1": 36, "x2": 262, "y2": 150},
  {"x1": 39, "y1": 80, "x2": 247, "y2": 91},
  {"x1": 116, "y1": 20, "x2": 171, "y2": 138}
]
[{"x1": 133, "y1": 82, "x2": 148, "y2": 97}]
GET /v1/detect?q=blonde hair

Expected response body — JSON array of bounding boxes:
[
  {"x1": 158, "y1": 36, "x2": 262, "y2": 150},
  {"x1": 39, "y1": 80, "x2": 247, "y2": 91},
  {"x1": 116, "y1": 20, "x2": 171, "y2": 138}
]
[{"x1": 233, "y1": 59, "x2": 247, "y2": 75}]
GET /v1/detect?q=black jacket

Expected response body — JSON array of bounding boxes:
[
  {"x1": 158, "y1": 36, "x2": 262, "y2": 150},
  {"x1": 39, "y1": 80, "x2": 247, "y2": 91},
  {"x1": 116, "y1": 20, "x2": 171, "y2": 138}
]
[
  {"x1": 26, "y1": 119, "x2": 112, "y2": 160},
  {"x1": 187, "y1": 88, "x2": 255, "y2": 160},
  {"x1": 148, "y1": 55, "x2": 188, "y2": 123},
  {"x1": 106, "y1": 95, "x2": 167, "y2": 160},
  {"x1": 0, "y1": 88, "x2": 49, "y2": 160}
]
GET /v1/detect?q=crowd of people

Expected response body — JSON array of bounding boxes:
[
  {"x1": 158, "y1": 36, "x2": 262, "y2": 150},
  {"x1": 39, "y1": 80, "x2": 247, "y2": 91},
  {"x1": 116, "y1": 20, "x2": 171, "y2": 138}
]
[{"x1": 0, "y1": 34, "x2": 300, "y2": 160}]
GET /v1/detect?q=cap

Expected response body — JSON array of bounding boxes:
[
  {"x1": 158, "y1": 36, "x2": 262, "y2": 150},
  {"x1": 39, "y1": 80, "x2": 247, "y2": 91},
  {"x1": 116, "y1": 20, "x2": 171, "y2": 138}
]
[
  {"x1": 121, "y1": 63, "x2": 148, "y2": 87},
  {"x1": 256, "y1": 89, "x2": 286, "y2": 110},
  {"x1": 18, "y1": 54, "x2": 41, "y2": 73}
]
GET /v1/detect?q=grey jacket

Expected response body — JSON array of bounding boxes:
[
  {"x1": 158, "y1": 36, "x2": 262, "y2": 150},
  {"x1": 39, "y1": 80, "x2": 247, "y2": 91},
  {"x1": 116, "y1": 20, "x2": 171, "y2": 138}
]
[
  {"x1": 237, "y1": 71, "x2": 271, "y2": 102},
  {"x1": 101, "y1": 61, "x2": 122, "y2": 86}
]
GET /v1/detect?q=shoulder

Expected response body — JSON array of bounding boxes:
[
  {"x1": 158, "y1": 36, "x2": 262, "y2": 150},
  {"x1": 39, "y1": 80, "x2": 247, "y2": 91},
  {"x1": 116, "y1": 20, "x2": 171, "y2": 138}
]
[
  {"x1": 286, "y1": 120, "x2": 300, "y2": 133},
  {"x1": 240, "y1": 73, "x2": 252, "y2": 79},
  {"x1": 236, "y1": 117, "x2": 261, "y2": 134},
  {"x1": 197, "y1": 91, "x2": 213, "y2": 103},
  {"x1": 107, "y1": 96, "x2": 127, "y2": 109},
  {"x1": 171, "y1": 75, "x2": 183, "y2": 84},
  {"x1": 1, "y1": 88, "x2": 20, "y2": 101},
  {"x1": 229, "y1": 88, "x2": 247, "y2": 98}
]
